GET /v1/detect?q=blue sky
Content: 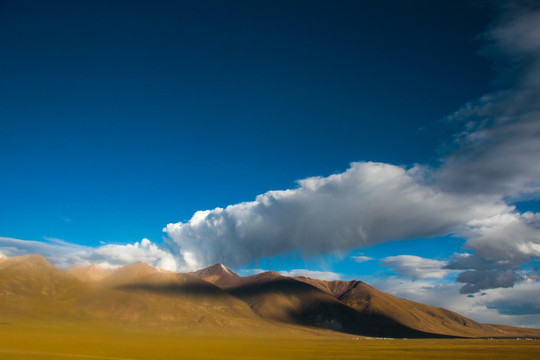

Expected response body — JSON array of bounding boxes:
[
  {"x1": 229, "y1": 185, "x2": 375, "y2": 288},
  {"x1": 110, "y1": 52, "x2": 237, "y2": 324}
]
[{"x1": 1, "y1": 1, "x2": 540, "y2": 327}]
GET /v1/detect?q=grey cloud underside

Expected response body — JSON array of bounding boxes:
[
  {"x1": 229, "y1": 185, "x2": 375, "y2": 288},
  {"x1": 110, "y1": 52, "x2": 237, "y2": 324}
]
[
  {"x1": 457, "y1": 269, "x2": 521, "y2": 294},
  {"x1": 436, "y1": 6, "x2": 540, "y2": 199},
  {"x1": 485, "y1": 283, "x2": 540, "y2": 315},
  {"x1": 436, "y1": 91, "x2": 540, "y2": 198}
]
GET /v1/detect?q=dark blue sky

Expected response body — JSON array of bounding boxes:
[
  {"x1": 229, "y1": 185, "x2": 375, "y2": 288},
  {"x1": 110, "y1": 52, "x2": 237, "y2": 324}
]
[
  {"x1": 0, "y1": 0, "x2": 494, "y2": 245},
  {"x1": 3, "y1": 0, "x2": 540, "y2": 328}
]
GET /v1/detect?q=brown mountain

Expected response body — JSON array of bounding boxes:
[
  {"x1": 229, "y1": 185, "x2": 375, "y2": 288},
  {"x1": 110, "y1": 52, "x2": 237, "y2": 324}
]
[
  {"x1": 193, "y1": 264, "x2": 540, "y2": 338},
  {"x1": 0, "y1": 256, "x2": 262, "y2": 330},
  {"x1": 1, "y1": 255, "x2": 539, "y2": 338},
  {"x1": 294, "y1": 277, "x2": 531, "y2": 338}
]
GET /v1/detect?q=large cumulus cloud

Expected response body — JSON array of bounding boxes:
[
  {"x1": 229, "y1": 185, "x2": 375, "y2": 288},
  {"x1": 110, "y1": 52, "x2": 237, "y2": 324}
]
[{"x1": 163, "y1": 161, "x2": 510, "y2": 269}]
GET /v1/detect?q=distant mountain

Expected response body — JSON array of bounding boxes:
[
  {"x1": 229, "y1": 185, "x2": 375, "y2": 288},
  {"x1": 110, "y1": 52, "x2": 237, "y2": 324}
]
[
  {"x1": 1, "y1": 255, "x2": 539, "y2": 338},
  {"x1": 0, "y1": 256, "x2": 260, "y2": 329},
  {"x1": 67, "y1": 263, "x2": 112, "y2": 282}
]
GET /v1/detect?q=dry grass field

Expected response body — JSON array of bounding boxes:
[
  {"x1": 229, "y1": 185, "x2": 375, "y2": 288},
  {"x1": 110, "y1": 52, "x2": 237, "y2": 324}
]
[{"x1": 0, "y1": 321, "x2": 538, "y2": 360}]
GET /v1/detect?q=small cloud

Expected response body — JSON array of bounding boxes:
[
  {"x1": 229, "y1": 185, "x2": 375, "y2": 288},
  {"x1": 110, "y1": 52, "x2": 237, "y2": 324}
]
[
  {"x1": 278, "y1": 269, "x2": 341, "y2": 281},
  {"x1": 380, "y1": 255, "x2": 452, "y2": 280},
  {"x1": 238, "y1": 268, "x2": 341, "y2": 281},
  {"x1": 43, "y1": 237, "x2": 69, "y2": 245},
  {"x1": 351, "y1": 255, "x2": 374, "y2": 263},
  {"x1": 61, "y1": 217, "x2": 72, "y2": 223}
]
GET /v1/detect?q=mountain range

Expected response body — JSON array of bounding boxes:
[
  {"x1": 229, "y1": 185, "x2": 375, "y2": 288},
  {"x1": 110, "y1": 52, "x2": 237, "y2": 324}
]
[{"x1": 1, "y1": 254, "x2": 538, "y2": 338}]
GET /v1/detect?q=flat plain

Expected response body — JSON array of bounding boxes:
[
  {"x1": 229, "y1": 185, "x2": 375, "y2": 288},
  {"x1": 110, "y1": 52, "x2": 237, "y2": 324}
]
[{"x1": 0, "y1": 321, "x2": 539, "y2": 360}]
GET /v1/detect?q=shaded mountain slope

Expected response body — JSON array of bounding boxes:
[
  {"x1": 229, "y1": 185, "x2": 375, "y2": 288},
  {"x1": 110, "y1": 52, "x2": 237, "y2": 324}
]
[
  {"x1": 225, "y1": 272, "x2": 442, "y2": 338},
  {"x1": 194, "y1": 265, "x2": 540, "y2": 338},
  {"x1": 295, "y1": 277, "x2": 540, "y2": 338}
]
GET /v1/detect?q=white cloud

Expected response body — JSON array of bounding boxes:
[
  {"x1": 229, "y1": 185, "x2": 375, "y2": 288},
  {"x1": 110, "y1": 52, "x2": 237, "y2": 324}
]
[
  {"x1": 463, "y1": 212, "x2": 540, "y2": 262},
  {"x1": 88, "y1": 238, "x2": 179, "y2": 271},
  {"x1": 351, "y1": 255, "x2": 374, "y2": 263},
  {"x1": 0, "y1": 236, "x2": 89, "y2": 268},
  {"x1": 380, "y1": 255, "x2": 452, "y2": 280},
  {"x1": 164, "y1": 161, "x2": 511, "y2": 270}
]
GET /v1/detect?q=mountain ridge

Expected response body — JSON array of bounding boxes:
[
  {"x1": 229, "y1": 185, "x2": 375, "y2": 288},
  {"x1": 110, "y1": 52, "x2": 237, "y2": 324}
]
[{"x1": 1, "y1": 256, "x2": 539, "y2": 338}]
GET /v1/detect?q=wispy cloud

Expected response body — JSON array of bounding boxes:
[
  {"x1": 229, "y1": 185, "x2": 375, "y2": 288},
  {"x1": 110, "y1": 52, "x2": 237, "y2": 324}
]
[
  {"x1": 436, "y1": 3, "x2": 540, "y2": 199},
  {"x1": 0, "y1": 237, "x2": 179, "y2": 271},
  {"x1": 351, "y1": 255, "x2": 374, "y2": 263}
]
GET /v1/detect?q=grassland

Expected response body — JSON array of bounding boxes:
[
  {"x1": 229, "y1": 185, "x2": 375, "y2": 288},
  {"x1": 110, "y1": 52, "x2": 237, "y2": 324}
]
[{"x1": 0, "y1": 321, "x2": 538, "y2": 360}]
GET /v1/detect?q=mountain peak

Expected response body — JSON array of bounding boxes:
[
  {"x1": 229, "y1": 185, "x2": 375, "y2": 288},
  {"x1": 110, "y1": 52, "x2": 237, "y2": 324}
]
[
  {"x1": 195, "y1": 263, "x2": 238, "y2": 277},
  {"x1": 192, "y1": 263, "x2": 242, "y2": 288}
]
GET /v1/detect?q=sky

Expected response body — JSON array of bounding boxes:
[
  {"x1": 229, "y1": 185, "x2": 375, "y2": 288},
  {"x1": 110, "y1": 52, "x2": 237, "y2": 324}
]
[{"x1": 1, "y1": 0, "x2": 540, "y2": 327}]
